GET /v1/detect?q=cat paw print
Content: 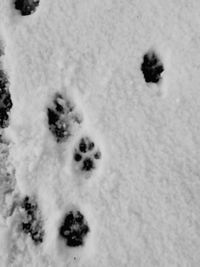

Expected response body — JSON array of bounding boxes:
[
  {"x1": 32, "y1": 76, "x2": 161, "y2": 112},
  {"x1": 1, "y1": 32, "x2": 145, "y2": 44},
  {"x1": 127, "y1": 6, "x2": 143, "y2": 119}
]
[
  {"x1": 47, "y1": 93, "x2": 83, "y2": 143},
  {"x1": 73, "y1": 136, "x2": 101, "y2": 175},
  {"x1": 59, "y1": 209, "x2": 90, "y2": 248},
  {"x1": 14, "y1": 0, "x2": 40, "y2": 16},
  {"x1": 141, "y1": 50, "x2": 164, "y2": 84}
]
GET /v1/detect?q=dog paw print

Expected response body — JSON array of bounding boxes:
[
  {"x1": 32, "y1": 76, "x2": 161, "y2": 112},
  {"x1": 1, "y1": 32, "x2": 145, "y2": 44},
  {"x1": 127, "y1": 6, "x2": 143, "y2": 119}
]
[
  {"x1": 47, "y1": 93, "x2": 83, "y2": 143},
  {"x1": 59, "y1": 209, "x2": 90, "y2": 248},
  {"x1": 141, "y1": 50, "x2": 164, "y2": 84},
  {"x1": 14, "y1": 0, "x2": 40, "y2": 16},
  {"x1": 73, "y1": 136, "x2": 101, "y2": 174}
]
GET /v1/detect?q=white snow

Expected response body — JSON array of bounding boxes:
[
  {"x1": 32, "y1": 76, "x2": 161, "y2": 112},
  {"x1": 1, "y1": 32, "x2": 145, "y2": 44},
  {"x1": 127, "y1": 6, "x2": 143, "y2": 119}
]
[{"x1": 0, "y1": 0, "x2": 200, "y2": 266}]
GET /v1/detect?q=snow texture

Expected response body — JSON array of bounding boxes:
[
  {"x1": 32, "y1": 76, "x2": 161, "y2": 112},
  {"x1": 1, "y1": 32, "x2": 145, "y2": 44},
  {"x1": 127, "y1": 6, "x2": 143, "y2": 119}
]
[{"x1": 0, "y1": 0, "x2": 200, "y2": 266}]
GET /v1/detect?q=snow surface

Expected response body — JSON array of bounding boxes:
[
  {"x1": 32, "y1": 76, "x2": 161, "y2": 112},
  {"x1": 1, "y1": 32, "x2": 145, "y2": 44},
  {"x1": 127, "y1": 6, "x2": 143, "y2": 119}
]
[{"x1": 1, "y1": 0, "x2": 200, "y2": 266}]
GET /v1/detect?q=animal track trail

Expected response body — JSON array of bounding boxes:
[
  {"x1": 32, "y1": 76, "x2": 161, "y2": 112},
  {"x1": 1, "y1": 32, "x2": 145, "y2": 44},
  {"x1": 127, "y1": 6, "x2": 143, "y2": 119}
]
[
  {"x1": 46, "y1": 87, "x2": 105, "y2": 262},
  {"x1": 0, "y1": 3, "x2": 107, "y2": 265}
]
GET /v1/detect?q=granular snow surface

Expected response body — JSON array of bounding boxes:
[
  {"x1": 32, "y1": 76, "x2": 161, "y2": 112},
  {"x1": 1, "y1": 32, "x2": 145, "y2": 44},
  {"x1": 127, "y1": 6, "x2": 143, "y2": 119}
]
[{"x1": 0, "y1": 0, "x2": 200, "y2": 266}]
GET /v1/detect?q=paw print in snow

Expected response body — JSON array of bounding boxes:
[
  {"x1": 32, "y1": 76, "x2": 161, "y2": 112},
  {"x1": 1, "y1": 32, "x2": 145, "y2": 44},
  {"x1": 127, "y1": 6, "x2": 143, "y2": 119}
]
[
  {"x1": 47, "y1": 93, "x2": 83, "y2": 143},
  {"x1": 14, "y1": 0, "x2": 40, "y2": 16},
  {"x1": 73, "y1": 136, "x2": 101, "y2": 174},
  {"x1": 141, "y1": 50, "x2": 164, "y2": 83},
  {"x1": 59, "y1": 209, "x2": 90, "y2": 247},
  {"x1": 20, "y1": 196, "x2": 44, "y2": 245}
]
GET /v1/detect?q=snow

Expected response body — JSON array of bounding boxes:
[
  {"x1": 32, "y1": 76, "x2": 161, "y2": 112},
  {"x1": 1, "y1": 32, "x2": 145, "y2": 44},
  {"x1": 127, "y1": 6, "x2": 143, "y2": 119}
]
[{"x1": 0, "y1": 0, "x2": 200, "y2": 266}]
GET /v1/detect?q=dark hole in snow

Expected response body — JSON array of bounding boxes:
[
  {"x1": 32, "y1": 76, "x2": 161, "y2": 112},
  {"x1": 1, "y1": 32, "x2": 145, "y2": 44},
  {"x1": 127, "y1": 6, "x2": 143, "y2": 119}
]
[
  {"x1": 78, "y1": 137, "x2": 95, "y2": 154},
  {"x1": 47, "y1": 108, "x2": 59, "y2": 126},
  {"x1": 0, "y1": 109, "x2": 9, "y2": 128},
  {"x1": 14, "y1": 0, "x2": 40, "y2": 16},
  {"x1": 74, "y1": 153, "x2": 82, "y2": 162},
  {"x1": 141, "y1": 51, "x2": 164, "y2": 83},
  {"x1": 94, "y1": 151, "x2": 101, "y2": 160},
  {"x1": 59, "y1": 210, "x2": 90, "y2": 247},
  {"x1": 82, "y1": 157, "x2": 94, "y2": 172},
  {"x1": 79, "y1": 138, "x2": 87, "y2": 153}
]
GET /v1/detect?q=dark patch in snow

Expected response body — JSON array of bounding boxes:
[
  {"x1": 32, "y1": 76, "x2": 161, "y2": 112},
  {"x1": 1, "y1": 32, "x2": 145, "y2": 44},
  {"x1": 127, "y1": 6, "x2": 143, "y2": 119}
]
[
  {"x1": 0, "y1": 47, "x2": 4, "y2": 57},
  {"x1": 74, "y1": 153, "x2": 82, "y2": 162},
  {"x1": 82, "y1": 157, "x2": 94, "y2": 171},
  {"x1": 0, "y1": 70, "x2": 9, "y2": 94},
  {"x1": 0, "y1": 70, "x2": 12, "y2": 128}
]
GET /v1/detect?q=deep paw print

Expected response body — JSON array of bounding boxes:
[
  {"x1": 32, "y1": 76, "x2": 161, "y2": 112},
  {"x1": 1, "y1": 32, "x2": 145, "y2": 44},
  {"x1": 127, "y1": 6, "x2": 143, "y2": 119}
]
[
  {"x1": 141, "y1": 50, "x2": 164, "y2": 83},
  {"x1": 47, "y1": 93, "x2": 83, "y2": 143},
  {"x1": 73, "y1": 136, "x2": 101, "y2": 173},
  {"x1": 20, "y1": 196, "x2": 44, "y2": 245},
  {"x1": 14, "y1": 0, "x2": 40, "y2": 16},
  {"x1": 59, "y1": 209, "x2": 90, "y2": 247}
]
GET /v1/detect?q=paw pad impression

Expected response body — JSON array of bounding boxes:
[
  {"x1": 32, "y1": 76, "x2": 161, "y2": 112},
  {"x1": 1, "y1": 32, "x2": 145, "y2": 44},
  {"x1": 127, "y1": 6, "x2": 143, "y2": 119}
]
[
  {"x1": 59, "y1": 209, "x2": 90, "y2": 247},
  {"x1": 73, "y1": 136, "x2": 101, "y2": 173}
]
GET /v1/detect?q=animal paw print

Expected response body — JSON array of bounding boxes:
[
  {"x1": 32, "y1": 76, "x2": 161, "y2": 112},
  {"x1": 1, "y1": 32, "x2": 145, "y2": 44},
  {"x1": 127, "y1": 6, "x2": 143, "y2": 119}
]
[
  {"x1": 47, "y1": 93, "x2": 83, "y2": 143},
  {"x1": 141, "y1": 50, "x2": 164, "y2": 84},
  {"x1": 20, "y1": 196, "x2": 44, "y2": 245},
  {"x1": 59, "y1": 209, "x2": 90, "y2": 247},
  {"x1": 14, "y1": 0, "x2": 40, "y2": 16},
  {"x1": 73, "y1": 136, "x2": 101, "y2": 174}
]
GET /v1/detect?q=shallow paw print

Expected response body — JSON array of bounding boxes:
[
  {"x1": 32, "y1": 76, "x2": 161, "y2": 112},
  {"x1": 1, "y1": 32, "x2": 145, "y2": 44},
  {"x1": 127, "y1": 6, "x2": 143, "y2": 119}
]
[
  {"x1": 73, "y1": 136, "x2": 101, "y2": 174},
  {"x1": 20, "y1": 196, "x2": 44, "y2": 245},
  {"x1": 47, "y1": 93, "x2": 83, "y2": 143}
]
